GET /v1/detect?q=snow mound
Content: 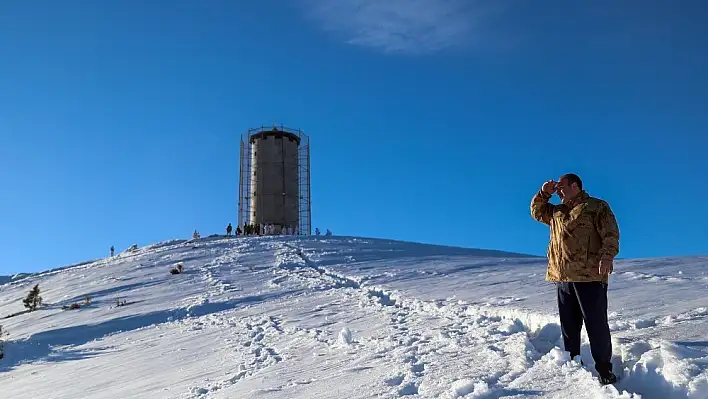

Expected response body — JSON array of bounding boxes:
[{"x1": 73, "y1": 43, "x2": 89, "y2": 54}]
[{"x1": 338, "y1": 327, "x2": 353, "y2": 346}]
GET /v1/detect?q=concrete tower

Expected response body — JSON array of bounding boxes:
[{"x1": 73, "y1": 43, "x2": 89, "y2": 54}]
[{"x1": 238, "y1": 125, "x2": 311, "y2": 235}]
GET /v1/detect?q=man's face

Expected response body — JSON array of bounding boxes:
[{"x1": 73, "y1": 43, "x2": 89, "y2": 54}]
[{"x1": 556, "y1": 177, "x2": 579, "y2": 203}]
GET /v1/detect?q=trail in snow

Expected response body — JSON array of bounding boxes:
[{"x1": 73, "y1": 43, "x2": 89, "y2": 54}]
[
  {"x1": 250, "y1": 242, "x2": 639, "y2": 398},
  {"x1": 293, "y1": 238, "x2": 708, "y2": 399}
]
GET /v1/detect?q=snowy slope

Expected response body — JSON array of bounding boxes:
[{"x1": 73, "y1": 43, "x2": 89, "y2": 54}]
[{"x1": 0, "y1": 236, "x2": 706, "y2": 399}]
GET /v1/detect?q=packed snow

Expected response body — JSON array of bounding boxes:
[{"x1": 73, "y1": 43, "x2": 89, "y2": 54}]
[{"x1": 0, "y1": 236, "x2": 706, "y2": 398}]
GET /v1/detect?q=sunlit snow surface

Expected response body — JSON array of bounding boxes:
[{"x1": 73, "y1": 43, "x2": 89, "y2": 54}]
[{"x1": 0, "y1": 236, "x2": 706, "y2": 398}]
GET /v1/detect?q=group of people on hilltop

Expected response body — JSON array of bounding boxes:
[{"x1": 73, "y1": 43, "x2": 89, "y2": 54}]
[
  {"x1": 106, "y1": 223, "x2": 334, "y2": 259},
  {"x1": 221, "y1": 223, "x2": 332, "y2": 237},
  {"x1": 226, "y1": 222, "x2": 331, "y2": 236},
  {"x1": 229, "y1": 222, "x2": 293, "y2": 236},
  {"x1": 314, "y1": 228, "x2": 332, "y2": 236},
  {"x1": 178, "y1": 224, "x2": 334, "y2": 243}
]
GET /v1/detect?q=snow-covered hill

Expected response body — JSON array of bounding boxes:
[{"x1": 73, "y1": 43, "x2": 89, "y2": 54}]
[{"x1": 0, "y1": 236, "x2": 706, "y2": 398}]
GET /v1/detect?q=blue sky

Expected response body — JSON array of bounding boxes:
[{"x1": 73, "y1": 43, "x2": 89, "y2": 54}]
[{"x1": 1, "y1": 1, "x2": 706, "y2": 274}]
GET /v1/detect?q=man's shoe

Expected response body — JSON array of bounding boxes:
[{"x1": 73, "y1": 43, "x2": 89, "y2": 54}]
[{"x1": 598, "y1": 372, "x2": 618, "y2": 385}]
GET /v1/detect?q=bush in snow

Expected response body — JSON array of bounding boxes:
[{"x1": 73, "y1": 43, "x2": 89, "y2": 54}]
[
  {"x1": 22, "y1": 284, "x2": 42, "y2": 311},
  {"x1": 61, "y1": 295, "x2": 91, "y2": 310},
  {"x1": 122, "y1": 244, "x2": 138, "y2": 254},
  {"x1": 170, "y1": 263, "x2": 184, "y2": 275}
]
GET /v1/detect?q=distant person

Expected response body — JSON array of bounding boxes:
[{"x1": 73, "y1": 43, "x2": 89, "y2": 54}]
[
  {"x1": 110, "y1": 246, "x2": 115, "y2": 257},
  {"x1": 193, "y1": 230, "x2": 200, "y2": 240},
  {"x1": 325, "y1": 229, "x2": 332, "y2": 236},
  {"x1": 226, "y1": 223, "x2": 232, "y2": 236},
  {"x1": 236, "y1": 226, "x2": 242, "y2": 236},
  {"x1": 315, "y1": 228, "x2": 320, "y2": 236},
  {"x1": 530, "y1": 173, "x2": 620, "y2": 385}
]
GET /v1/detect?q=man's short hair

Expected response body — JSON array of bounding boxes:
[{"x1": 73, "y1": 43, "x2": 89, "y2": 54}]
[{"x1": 561, "y1": 173, "x2": 583, "y2": 190}]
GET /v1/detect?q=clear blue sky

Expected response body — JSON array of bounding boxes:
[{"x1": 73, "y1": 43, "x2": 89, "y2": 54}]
[{"x1": 1, "y1": 1, "x2": 707, "y2": 274}]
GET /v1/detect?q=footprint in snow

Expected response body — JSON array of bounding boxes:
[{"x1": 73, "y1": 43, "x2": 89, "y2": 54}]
[{"x1": 385, "y1": 375, "x2": 405, "y2": 386}]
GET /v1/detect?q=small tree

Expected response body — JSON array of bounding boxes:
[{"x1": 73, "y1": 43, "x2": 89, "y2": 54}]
[{"x1": 22, "y1": 284, "x2": 43, "y2": 311}]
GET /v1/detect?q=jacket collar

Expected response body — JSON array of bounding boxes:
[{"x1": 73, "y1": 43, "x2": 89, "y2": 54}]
[{"x1": 563, "y1": 190, "x2": 589, "y2": 209}]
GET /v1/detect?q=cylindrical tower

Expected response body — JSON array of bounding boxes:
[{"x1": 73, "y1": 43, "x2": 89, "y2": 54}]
[{"x1": 238, "y1": 125, "x2": 311, "y2": 235}]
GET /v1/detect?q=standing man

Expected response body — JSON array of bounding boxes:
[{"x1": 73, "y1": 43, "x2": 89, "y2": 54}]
[
  {"x1": 226, "y1": 223, "x2": 233, "y2": 236},
  {"x1": 530, "y1": 173, "x2": 620, "y2": 385}
]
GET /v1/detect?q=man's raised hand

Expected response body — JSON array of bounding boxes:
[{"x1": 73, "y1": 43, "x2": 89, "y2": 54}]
[{"x1": 542, "y1": 180, "x2": 557, "y2": 195}]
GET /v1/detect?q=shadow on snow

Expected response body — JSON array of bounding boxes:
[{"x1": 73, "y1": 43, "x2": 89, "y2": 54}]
[{"x1": 0, "y1": 289, "x2": 299, "y2": 372}]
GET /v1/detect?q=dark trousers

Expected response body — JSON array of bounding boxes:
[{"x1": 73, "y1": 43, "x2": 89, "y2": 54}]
[{"x1": 556, "y1": 281, "x2": 613, "y2": 375}]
